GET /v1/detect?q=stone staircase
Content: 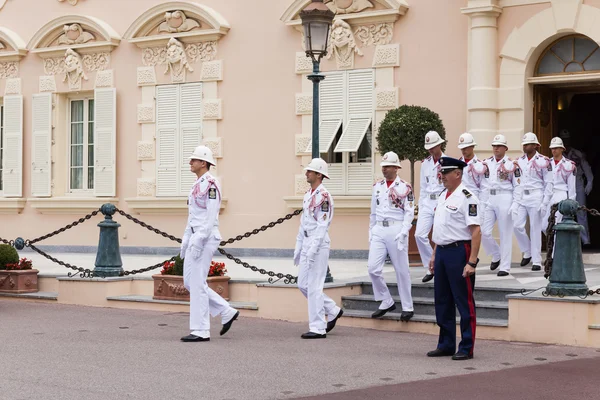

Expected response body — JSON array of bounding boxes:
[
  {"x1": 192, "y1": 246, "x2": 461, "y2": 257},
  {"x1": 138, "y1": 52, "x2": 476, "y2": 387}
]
[{"x1": 342, "y1": 283, "x2": 521, "y2": 327}]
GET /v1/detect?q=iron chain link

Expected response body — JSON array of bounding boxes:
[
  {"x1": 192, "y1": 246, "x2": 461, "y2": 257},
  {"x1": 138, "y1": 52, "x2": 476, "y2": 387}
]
[
  {"x1": 28, "y1": 243, "x2": 96, "y2": 278},
  {"x1": 114, "y1": 208, "x2": 182, "y2": 243},
  {"x1": 29, "y1": 209, "x2": 101, "y2": 245}
]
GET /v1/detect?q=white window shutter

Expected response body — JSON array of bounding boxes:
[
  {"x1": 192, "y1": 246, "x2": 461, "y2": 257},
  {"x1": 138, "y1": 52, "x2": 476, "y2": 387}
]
[
  {"x1": 93, "y1": 88, "x2": 117, "y2": 197},
  {"x1": 156, "y1": 85, "x2": 179, "y2": 197},
  {"x1": 31, "y1": 93, "x2": 52, "y2": 197},
  {"x1": 2, "y1": 95, "x2": 23, "y2": 197},
  {"x1": 326, "y1": 164, "x2": 345, "y2": 195},
  {"x1": 347, "y1": 163, "x2": 374, "y2": 195},
  {"x1": 306, "y1": 72, "x2": 344, "y2": 153},
  {"x1": 334, "y1": 118, "x2": 371, "y2": 153},
  {"x1": 179, "y1": 83, "x2": 203, "y2": 196},
  {"x1": 347, "y1": 69, "x2": 374, "y2": 118}
]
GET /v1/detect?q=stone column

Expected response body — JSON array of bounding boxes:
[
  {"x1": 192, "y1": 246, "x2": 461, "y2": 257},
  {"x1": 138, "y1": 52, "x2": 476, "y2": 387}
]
[{"x1": 462, "y1": 3, "x2": 502, "y2": 140}]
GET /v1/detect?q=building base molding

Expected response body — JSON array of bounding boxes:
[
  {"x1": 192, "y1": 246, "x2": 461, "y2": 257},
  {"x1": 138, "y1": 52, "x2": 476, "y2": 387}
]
[{"x1": 125, "y1": 197, "x2": 227, "y2": 215}]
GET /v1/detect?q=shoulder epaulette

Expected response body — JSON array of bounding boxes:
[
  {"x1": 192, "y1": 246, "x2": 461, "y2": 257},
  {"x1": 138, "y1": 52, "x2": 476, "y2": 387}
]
[{"x1": 462, "y1": 189, "x2": 472, "y2": 198}]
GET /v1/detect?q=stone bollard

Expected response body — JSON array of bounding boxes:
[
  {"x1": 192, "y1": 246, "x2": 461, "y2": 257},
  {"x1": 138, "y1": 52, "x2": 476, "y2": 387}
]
[
  {"x1": 93, "y1": 203, "x2": 124, "y2": 278},
  {"x1": 546, "y1": 199, "x2": 588, "y2": 296}
]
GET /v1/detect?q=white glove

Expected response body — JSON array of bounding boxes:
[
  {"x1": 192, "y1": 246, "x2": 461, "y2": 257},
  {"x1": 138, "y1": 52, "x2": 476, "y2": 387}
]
[
  {"x1": 293, "y1": 246, "x2": 301, "y2": 266},
  {"x1": 537, "y1": 203, "x2": 547, "y2": 214},
  {"x1": 509, "y1": 204, "x2": 518, "y2": 217},
  {"x1": 306, "y1": 248, "x2": 317, "y2": 264},
  {"x1": 190, "y1": 233, "x2": 208, "y2": 260},
  {"x1": 585, "y1": 183, "x2": 593, "y2": 195},
  {"x1": 395, "y1": 232, "x2": 408, "y2": 252},
  {"x1": 180, "y1": 229, "x2": 191, "y2": 259}
]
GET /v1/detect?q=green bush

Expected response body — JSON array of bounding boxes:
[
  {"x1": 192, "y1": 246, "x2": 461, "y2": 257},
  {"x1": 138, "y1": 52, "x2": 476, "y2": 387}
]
[
  {"x1": 0, "y1": 244, "x2": 19, "y2": 269},
  {"x1": 377, "y1": 105, "x2": 446, "y2": 188}
]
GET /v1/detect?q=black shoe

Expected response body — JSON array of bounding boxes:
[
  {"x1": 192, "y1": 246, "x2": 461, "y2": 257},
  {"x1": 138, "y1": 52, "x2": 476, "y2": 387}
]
[
  {"x1": 422, "y1": 274, "x2": 434, "y2": 283},
  {"x1": 497, "y1": 271, "x2": 509, "y2": 277},
  {"x1": 490, "y1": 260, "x2": 500, "y2": 271},
  {"x1": 427, "y1": 349, "x2": 454, "y2": 357},
  {"x1": 180, "y1": 334, "x2": 210, "y2": 342},
  {"x1": 301, "y1": 332, "x2": 326, "y2": 339},
  {"x1": 452, "y1": 352, "x2": 473, "y2": 360},
  {"x1": 326, "y1": 309, "x2": 344, "y2": 333},
  {"x1": 400, "y1": 311, "x2": 414, "y2": 322},
  {"x1": 371, "y1": 304, "x2": 396, "y2": 319},
  {"x1": 520, "y1": 257, "x2": 532, "y2": 267},
  {"x1": 220, "y1": 311, "x2": 239, "y2": 336},
  {"x1": 532, "y1": 265, "x2": 541, "y2": 271}
]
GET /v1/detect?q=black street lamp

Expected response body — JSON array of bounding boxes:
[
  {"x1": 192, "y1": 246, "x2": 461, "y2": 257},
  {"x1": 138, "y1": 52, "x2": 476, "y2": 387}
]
[{"x1": 300, "y1": 0, "x2": 335, "y2": 159}]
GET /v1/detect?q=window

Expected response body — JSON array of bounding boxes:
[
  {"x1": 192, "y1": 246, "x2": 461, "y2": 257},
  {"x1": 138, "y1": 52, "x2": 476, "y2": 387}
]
[
  {"x1": 536, "y1": 35, "x2": 600, "y2": 76},
  {"x1": 307, "y1": 69, "x2": 374, "y2": 195},
  {"x1": 68, "y1": 98, "x2": 95, "y2": 192}
]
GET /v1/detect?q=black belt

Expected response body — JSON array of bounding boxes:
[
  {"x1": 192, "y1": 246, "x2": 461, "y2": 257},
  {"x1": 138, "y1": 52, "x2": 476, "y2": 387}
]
[{"x1": 438, "y1": 240, "x2": 471, "y2": 249}]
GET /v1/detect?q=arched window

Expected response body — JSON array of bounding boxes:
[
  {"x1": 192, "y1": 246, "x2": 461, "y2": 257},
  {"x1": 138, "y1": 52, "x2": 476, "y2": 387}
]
[{"x1": 536, "y1": 35, "x2": 600, "y2": 76}]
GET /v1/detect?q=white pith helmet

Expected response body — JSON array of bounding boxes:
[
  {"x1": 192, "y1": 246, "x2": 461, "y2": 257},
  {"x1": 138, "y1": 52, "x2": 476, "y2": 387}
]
[
  {"x1": 491, "y1": 134, "x2": 508, "y2": 147},
  {"x1": 458, "y1": 132, "x2": 476, "y2": 149},
  {"x1": 521, "y1": 132, "x2": 541, "y2": 146},
  {"x1": 189, "y1": 145, "x2": 215, "y2": 165},
  {"x1": 380, "y1": 151, "x2": 401, "y2": 168},
  {"x1": 304, "y1": 158, "x2": 329, "y2": 179},
  {"x1": 424, "y1": 131, "x2": 445, "y2": 150},
  {"x1": 549, "y1": 137, "x2": 565, "y2": 150}
]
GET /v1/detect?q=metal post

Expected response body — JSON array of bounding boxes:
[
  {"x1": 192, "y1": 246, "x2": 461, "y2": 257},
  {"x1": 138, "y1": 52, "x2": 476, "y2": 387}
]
[
  {"x1": 93, "y1": 203, "x2": 124, "y2": 277},
  {"x1": 546, "y1": 199, "x2": 588, "y2": 296}
]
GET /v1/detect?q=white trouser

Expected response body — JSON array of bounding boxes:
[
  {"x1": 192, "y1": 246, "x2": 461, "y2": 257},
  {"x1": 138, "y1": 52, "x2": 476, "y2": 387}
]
[
  {"x1": 183, "y1": 236, "x2": 235, "y2": 337},
  {"x1": 367, "y1": 224, "x2": 414, "y2": 311},
  {"x1": 575, "y1": 181, "x2": 590, "y2": 244},
  {"x1": 481, "y1": 193, "x2": 514, "y2": 272},
  {"x1": 541, "y1": 191, "x2": 568, "y2": 232},
  {"x1": 416, "y1": 197, "x2": 436, "y2": 273},
  {"x1": 514, "y1": 191, "x2": 543, "y2": 265},
  {"x1": 297, "y1": 234, "x2": 341, "y2": 335}
]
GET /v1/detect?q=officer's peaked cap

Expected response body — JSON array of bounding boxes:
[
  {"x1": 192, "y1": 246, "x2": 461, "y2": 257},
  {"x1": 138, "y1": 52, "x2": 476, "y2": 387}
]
[{"x1": 439, "y1": 156, "x2": 468, "y2": 171}]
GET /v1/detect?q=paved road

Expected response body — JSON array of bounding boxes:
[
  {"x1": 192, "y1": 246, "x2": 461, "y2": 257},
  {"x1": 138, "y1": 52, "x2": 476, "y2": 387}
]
[{"x1": 1, "y1": 300, "x2": 598, "y2": 400}]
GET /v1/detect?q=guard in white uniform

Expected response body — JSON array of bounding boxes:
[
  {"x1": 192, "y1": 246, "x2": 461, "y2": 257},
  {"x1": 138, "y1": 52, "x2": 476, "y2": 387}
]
[
  {"x1": 480, "y1": 135, "x2": 521, "y2": 276},
  {"x1": 180, "y1": 146, "x2": 239, "y2": 342},
  {"x1": 416, "y1": 131, "x2": 446, "y2": 283},
  {"x1": 541, "y1": 137, "x2": 577, "y2": 232},
  {"x1": 457, "y1": 133, "x2": 486, "y2": 200},
  {"x1": 368, "y1": 151, "x2": 415, "y2": 321},
  {"x1": 513, "y1": 132, "x2": 554, "y2": 271},
  {"x1": 294, "y1": 158, "x2": 343, "y2": 339}
]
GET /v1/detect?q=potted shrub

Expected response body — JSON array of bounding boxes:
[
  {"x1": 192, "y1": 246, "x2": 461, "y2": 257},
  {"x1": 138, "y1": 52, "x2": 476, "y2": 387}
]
[
  {"x1": 152, "y1": 255, "x2": 230, "y2": 301},
  {"x1": 0, "y1": 244, "x2": 39, "y2": 293}
]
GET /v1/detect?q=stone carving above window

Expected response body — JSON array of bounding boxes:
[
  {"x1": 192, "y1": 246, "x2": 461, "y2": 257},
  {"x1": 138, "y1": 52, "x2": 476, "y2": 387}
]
[
  {"x1": 165, "y1": 37, "x2": 193, "y2": 83},
  {"x1": 63, "y1": 48, "x2": 88, "y2": 90},
  {"x1": 142, "y1": 41, "x2": 217, "y2": 67},
  {"x1": 325, "y1": 0, "x2": 374, "y2": 14},
  {"x1": 158, "y1": 11, "x2": 201, "y2": 34},
  {"x1": 0, "y1": 61, "x2": 18, "y2": 78},
  {"x1": 327, "y1": 19, "x2": 363, "y2": 69},
  {"x1": 44, "y1": 51, "x2": 109, "y2": 75},
  {"x1": 354, "y1": 23, "x2": 393, "y2": 46},
  {"x1": 58, "y1": 24, "x2": 95, "y2": 45}
]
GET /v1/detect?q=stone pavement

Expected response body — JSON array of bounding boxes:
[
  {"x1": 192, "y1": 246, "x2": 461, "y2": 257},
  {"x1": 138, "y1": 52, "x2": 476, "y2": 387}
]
[{"x1": 1, "y1": 300, "x2": 599, "y2": 400}]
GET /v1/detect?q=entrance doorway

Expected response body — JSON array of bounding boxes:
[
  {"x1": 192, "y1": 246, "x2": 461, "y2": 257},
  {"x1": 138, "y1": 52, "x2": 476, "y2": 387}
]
[{"x1": 534, "y1": 84, "x2": 600, "y2": 249}]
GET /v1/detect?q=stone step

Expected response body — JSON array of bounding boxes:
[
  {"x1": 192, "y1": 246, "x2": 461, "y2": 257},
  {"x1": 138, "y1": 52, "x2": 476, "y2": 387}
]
[
  {"x1": 360, "y1": 283, "x2": 521, "y2": 303},
  {"x1": 342, "y1": 294, "x2": 508, "y2": 320},
  {"x1": 342, "y1": 309, "x2": 508, "y2": 328},
  {"x1": 0, "y1": 291, "x2": 58, "y2": 300}
]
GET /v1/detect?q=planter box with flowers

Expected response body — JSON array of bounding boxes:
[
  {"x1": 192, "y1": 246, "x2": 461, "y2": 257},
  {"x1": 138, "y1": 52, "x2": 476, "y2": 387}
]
[
  {"x1": 0, "y1": 244, "x2": 38, "y2": 294},
  {"x1": 152, "y1": 255, "x2": 230, "y2": 302}
]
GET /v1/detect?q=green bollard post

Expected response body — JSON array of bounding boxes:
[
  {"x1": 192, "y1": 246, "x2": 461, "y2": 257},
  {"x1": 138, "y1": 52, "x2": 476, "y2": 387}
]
[
  {"x1": 546, "y1": 199, "x2": 588, "y2": 296},
  {"x1": 93, "y1": 203, "x2": 124, "y2": 278}
]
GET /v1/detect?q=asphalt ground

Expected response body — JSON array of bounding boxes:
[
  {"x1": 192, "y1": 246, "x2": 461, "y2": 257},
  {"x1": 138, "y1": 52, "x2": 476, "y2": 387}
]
[{"x1": 1, "y1": 300, "x2": 599, "y2": 400}]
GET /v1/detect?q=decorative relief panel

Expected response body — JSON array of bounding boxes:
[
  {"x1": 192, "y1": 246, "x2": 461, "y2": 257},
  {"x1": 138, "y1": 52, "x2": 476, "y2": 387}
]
[
  {"x1": 295, "y1": 93, "x2": 313, "y2": 115},
  {"x1": 137, "y1": 66, "x2": 156, "y2": 86},
  {"x1": 95, "y1": 69, "x2": 113, "y2": 88},
  {"x1": 158, "y1": 11, "x2": 201, "y2": 33},
  {"x1": 4, "y1": 78, "x2": 21, "y2": 95},
  {"x1": 327, "y1": 20, "x2": 362, "y2": 69},
  {"x1": 295, "y1": 52, "x2": 313, "y2": 74},
  {"x1": 44, "y1": 51, "x2": 110, "y2": 75},
  {"x1": 376, "y1": 87, "x2": 398, "y2": 110},
  {"x1": 203, "y1": 99, "x2": 222, "y2": 120},
  {"x1": 137, "y1": 104, "x2": 155, "y2": 124},
  {"x1": 295, "y1": 174, "x2": 311, "y2": 195},
  {"x1": 39, "y1": 75, "x2": 57, "y2": 92},
  {"x1": 142, "y1": 41, "x2": 217, "y2": 67},
  {"x1": 200, "y1": 60, "x2": 223, "y2": 81},
  {"x1": 63, "y1": 48, "x2": 88, "y2": 90},
  {"x1": 373, "y1": 44, "x2": 400, "y2": 67},
  {"x1": 325, "y1": 0, "x2": 374, "y2": 14},
  {"x1": 295, "y1": 135, "x2": 311, "y2": 155},
  {"x1": 137, "y1": 178, "x2": 156, "y2": 197},
  {"x1": 0, "y1": 62, "x2": 18, "y2": 79},
  {"x1": 202, "y1": 137, "x2": 222, "y2": 158},
  {"x1": 137, "y1": 141, "x2": 155, "y2": 160},
  {"x1": 58, "y1": 24, "x2": 95, "y2": 45},
  {"x1": 355, "y1": 23, "x2": 394, "y2": 47}
]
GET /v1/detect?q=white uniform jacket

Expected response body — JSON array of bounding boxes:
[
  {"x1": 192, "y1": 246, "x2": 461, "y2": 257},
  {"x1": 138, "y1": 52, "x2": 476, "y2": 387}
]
[
  {"x1": 369, "y1": 177, "x2": 415, "y2": 236},
  {"x1": 515, "y1": 152, "x2": 554, "y2": 207},
  {"x1": 552, "y1": 157, "x2": 577, "y2": 199},
  {"x1": 296, "y1": 184, "x2": 334, "y2": 254},
  {"x1": 460, "y1": 155, "x2": 486, "y2": 199},
  {"x1": 480, "y1": 156, "x2": 521, "y2": 204},
  {"x1": 432, "y1": 184, "x2": 480, "y2": 246},
  {"x1": 419, "y1": 154, "x2": 446, "y2": 206}
]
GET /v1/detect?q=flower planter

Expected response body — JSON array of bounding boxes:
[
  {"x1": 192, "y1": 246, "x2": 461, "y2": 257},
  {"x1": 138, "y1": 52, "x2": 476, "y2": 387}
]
[
  {"x1": 0, "y1": 269, "x2": 39, "y2": 293},
  {"x1": 152, "y1": 274, "x2": 230, "y2": 302}
]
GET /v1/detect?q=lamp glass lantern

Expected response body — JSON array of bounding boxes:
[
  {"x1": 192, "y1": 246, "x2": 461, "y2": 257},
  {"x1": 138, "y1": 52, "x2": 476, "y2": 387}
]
[{"x1": 300, "y1": 0, "x2": 335, "y2": 63}]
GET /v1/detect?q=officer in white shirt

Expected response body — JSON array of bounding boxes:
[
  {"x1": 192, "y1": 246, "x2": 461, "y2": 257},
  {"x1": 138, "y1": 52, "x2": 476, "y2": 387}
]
[
  {"x1": 458, "y1": 133, "x2": 486, "y2": 199},
  {"x1": 416, "y1": 131, "x2": 446, "y2": 283},
  {"x1": 426, "y1": 157, "x2": 481, "y2": 361},
  {"x1": 293, "y1": 158, "x2": 343, "y2": 339},
  {"x1": 367, "y1": 151, "x2": 415, "y2": 321},
  {"x1": 180, "y1": 146, "x2": 239, "y2": 342},
  {"x1": 542, "y1": 137, "x2": 577, "y2": 232},
  {"x1": 513, "y1": 132, "x2": 554, "y2": 272},
  {"x1": 480, "y1": 134, "x2": 522, "y2": 276}
]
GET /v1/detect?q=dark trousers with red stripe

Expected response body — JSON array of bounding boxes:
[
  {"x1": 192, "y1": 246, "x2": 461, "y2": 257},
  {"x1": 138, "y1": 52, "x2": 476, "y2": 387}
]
[{"x1": 433, "y1": 242, "x2": 476, "y2": 356}]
